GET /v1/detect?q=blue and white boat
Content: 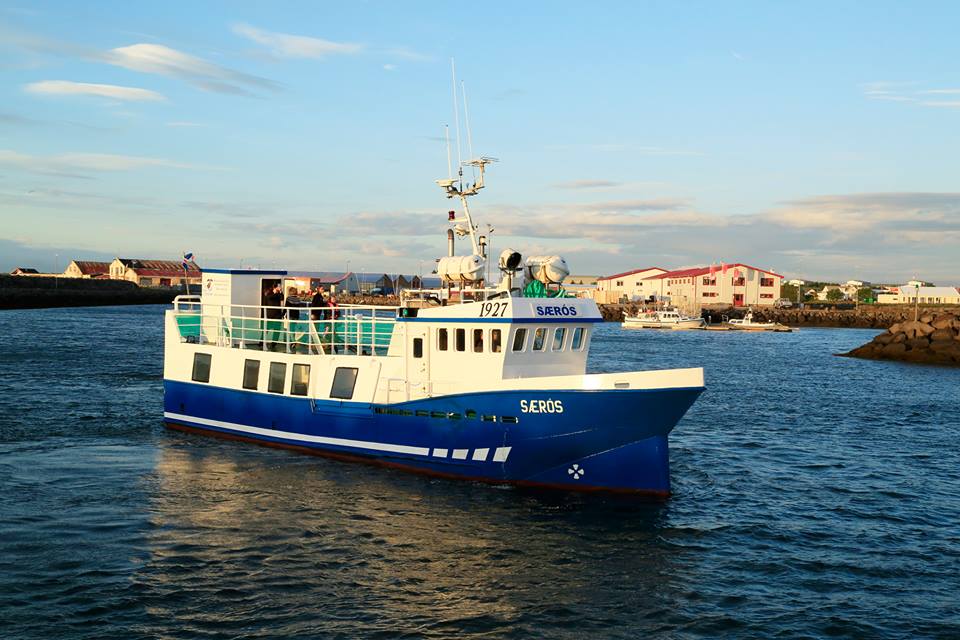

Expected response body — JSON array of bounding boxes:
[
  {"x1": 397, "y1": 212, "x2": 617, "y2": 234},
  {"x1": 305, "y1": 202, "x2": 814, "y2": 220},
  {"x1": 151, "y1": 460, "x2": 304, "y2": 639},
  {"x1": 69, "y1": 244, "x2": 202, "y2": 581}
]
[{"x1": 163, "y1": 158, "x2": 704, "y2": 496}]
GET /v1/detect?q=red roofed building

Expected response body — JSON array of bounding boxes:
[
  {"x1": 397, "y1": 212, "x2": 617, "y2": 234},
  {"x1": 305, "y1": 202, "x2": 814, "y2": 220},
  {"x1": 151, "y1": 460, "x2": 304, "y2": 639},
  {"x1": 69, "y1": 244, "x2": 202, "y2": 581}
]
[
  {"x1": 646, "y1": 263, "x2": 783, "y2": 311},
  {"x1": 594, "y1": 267, "x2": 668, "y2": 303},
  {"x1": 63, "y1": 260, "x2": 112, "y2": 279},
  {"x1": 109, "y1": 258, "x2": 201, "y2": 287}
]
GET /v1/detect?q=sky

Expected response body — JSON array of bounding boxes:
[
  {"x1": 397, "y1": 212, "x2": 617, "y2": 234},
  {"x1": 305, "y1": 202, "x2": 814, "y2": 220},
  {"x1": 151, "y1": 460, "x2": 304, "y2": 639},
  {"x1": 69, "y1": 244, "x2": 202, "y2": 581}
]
[{"x1": 1, "y1": 1, "x2": 958, "y2": 284}]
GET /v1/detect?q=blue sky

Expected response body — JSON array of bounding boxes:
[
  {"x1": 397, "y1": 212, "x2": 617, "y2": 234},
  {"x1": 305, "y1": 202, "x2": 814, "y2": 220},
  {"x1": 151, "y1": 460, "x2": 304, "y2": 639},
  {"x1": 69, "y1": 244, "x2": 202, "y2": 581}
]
[{"x1": 1, "y1": 1, "x2": 958, "y2": 283}]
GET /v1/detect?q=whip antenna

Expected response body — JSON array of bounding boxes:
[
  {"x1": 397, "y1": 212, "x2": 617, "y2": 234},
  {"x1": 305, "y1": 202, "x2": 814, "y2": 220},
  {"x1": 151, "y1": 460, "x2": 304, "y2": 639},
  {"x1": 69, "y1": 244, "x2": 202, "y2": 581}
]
[{"x1": 461, "y1": 80, "x2": 477, "y2": 181}]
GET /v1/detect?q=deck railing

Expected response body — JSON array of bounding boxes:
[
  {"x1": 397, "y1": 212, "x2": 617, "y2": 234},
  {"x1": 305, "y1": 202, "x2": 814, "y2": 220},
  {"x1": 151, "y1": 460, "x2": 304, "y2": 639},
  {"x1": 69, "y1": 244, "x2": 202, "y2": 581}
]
[{"x1": 172, "y1": 296, "x2": 400, "y2": 355}]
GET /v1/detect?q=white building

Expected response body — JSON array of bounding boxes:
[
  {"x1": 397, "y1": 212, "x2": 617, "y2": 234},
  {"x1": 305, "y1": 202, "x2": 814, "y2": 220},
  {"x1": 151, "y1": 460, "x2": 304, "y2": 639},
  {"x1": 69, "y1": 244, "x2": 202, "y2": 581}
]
[
  {"x1": 877, "y1": 286, "x2": 960, "y2": 305},
  {"x1": 644, "y1": 263, "x2": 783, "y2": 313},
  {"x1": 594, "y1": 267, "x2": 667, "y2": 303}
]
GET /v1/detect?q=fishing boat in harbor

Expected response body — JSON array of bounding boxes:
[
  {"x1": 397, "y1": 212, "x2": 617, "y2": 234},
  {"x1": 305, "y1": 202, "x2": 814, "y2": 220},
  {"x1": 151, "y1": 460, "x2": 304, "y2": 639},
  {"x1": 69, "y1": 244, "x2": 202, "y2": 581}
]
[
  {"x1": 623, "y1": 308, "x2": 706, "y2": 330},
  {"x1": 726, "y1": 309, "x2": 781, "y2": 331},
  {"x1": 162, "y1": 131, "x2": 704, "y2": 496}
]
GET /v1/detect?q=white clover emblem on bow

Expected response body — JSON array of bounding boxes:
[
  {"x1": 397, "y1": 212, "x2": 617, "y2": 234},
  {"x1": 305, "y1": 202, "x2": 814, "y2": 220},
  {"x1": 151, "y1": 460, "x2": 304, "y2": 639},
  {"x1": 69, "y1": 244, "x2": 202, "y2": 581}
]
[{"x1": 567, "y1": 464, "x2": 585, "y2": 480}]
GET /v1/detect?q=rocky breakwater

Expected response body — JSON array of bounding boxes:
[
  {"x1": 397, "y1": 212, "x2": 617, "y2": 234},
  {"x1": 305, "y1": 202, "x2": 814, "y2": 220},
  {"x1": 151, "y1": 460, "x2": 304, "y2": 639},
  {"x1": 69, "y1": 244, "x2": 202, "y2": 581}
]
[{"x1": 841, "y1": 312, "x2": 960, "y2": 366}]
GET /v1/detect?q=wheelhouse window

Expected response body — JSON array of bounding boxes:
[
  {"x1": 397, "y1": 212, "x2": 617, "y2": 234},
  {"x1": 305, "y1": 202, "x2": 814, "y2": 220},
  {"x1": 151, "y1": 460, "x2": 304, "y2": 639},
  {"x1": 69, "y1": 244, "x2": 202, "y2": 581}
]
[
  {"x1": 473, "y1": 329, "x2": 484, "y2": 353},
  {"x1": 491, "y1": 329, "x2": 502, "y2": 353},
  {"x1": 552, "y1": 327, "x2": 566, "y2": 351},
  {"x1": 512, "y1": 328, "x2": 527, "y2": 352},
  {"x1": 455, "y1": 328, "x2": 466, "y2": 352},
  {"x1": 413, "y1": 338, "x2": 423, "y2": 358},
  {"x1": 267, "y1": 362, "x2": 286, "y2": 394},
  {"x1": 438, "y1": 328, "x2": 448, "y2": 351},
  {"x1": 242, "y1": 359, "x2": 260, "y2": 390},
  {"x1": 532, "y1": 328, "x2": 546, "y2": 351},
  {"x1": 192, "y1": 353, "x2": 211, "y2": 383},
  {"x1": 572, "y1": 327, "x2": 585, "y2": 350},
  {"x1": 290, "y1": 364, "x2": 310, "y2": 396},
  {"x1": 330, "y1": 367, "x2": 359, "y2": 400}
]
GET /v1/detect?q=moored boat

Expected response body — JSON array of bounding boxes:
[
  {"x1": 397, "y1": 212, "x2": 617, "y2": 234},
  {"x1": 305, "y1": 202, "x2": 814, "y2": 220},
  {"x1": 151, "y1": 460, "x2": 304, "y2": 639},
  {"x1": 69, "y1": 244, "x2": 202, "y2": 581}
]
[
  {"x1": 726, "y1": 310, "x2": 779, "y2": 330},
  {"x1": 623, "y1": 308, "x2": 706, "y2": 330}
]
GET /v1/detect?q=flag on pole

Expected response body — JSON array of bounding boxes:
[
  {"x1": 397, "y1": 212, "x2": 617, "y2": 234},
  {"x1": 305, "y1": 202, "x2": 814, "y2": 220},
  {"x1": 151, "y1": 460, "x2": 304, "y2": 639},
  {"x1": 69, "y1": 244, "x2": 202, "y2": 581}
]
[{"x1": 182, "y1": 252, "x2": 194, "y2": 271}]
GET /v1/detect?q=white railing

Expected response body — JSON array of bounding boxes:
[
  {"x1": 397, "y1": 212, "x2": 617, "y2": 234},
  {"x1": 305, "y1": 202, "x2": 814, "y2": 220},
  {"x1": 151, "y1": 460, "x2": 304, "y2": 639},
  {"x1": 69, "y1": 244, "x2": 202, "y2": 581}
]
[{"x1": 172, "y1": 296, "x2": 400, "y2": 356}]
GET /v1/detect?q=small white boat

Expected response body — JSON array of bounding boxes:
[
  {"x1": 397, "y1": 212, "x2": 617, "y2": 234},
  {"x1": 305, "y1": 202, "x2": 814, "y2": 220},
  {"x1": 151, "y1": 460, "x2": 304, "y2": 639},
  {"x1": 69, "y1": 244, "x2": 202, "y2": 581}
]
[
  {"x1": 727, "y1": 310, "x2": 778, "y2": 330},
  {"x1": 623, "y1": 308, "x2": 705, "y2": 330}
]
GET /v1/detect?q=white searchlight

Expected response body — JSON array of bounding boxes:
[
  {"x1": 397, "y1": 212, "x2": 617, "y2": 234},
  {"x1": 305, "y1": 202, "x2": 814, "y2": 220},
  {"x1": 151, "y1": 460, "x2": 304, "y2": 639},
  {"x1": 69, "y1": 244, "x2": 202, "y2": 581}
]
[{"x1": 498, "y1": 248, "x2": 522, "y2": 271}]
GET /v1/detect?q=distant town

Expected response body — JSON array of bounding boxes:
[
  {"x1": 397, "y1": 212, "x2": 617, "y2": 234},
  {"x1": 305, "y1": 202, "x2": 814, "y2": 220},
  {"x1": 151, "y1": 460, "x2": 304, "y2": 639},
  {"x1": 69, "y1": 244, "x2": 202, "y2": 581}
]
[{"x1": 9, "y1": 256, "x2": 960, "y2": 311}]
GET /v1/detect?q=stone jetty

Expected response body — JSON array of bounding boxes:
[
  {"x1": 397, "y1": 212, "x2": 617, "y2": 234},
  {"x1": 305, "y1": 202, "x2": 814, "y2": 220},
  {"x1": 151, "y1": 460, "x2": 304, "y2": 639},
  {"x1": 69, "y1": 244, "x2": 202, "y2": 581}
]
[{"x1": 841, "y1": 311, "x2": 960, "y2": 366}]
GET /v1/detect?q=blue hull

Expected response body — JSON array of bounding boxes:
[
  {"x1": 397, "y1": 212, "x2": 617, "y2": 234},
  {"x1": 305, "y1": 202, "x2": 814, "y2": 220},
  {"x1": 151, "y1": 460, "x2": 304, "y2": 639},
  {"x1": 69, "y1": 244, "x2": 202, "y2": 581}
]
[{"x1": 163, "y1": 380, "x2": 703, "y2": 496}]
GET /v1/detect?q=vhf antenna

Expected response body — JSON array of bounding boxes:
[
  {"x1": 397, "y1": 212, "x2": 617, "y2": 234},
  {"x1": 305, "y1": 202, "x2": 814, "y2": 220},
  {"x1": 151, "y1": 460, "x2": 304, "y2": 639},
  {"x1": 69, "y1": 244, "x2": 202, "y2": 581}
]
[{"x1": 450, "y1": 59, "x2": 463, "y2": 190}]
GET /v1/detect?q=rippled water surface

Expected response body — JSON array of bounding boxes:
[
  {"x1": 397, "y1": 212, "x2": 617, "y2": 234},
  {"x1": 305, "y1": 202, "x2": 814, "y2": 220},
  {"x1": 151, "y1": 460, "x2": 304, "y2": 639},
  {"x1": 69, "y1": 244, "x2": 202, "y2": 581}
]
[{"x1": 1, "y1": 305, "x2": 959, "y2": 639}]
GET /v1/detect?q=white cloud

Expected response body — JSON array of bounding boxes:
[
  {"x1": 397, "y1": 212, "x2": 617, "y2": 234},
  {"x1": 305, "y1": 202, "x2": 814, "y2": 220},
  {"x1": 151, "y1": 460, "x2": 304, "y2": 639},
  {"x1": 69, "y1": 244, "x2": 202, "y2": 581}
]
[
  {"x1": 0, "y1": 149, "x2": 215, "y2": 176},
  {"x1": 232, "y1": 23, "x2": 363, "y2": 59},
  {"x1": 383, "y1": 64, "x2": 396, "y2": 71},
  {"x1": 104, "y1": 43, "x2": 278, "y2": 95},
  {"x1": 862, "y1": 83, "x2": 960, "y2": 109},
  {"x1": 24, "y1": 80, "x2": 165, "y2": 101},
  {"x1": 554, "y1": 179, "x2": 623, "y2": 190}
]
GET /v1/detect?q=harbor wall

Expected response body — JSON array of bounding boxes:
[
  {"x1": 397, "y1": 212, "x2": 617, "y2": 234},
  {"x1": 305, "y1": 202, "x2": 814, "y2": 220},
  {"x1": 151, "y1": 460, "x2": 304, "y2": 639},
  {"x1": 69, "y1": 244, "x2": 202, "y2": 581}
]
[
  {"x1": 0, "y1": 275, "x2": 178, "y2": 310},
  {"x1": 597, "y1": 303, "x2": 960, "y2": 329},
  {"x1": 841, "y1": 311, "x2": 960, "y2": 366}
]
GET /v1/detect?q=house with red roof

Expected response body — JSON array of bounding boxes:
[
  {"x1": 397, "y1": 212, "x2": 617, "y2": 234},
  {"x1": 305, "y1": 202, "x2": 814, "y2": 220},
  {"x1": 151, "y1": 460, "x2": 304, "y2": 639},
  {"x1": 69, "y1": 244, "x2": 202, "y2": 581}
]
[
  {"x1": 109, "y1": 258, "x2": 201, "y2": 287},
  {"x1": 594, "y1": 267, "x2": 668, "y2": 303},
  {"x1": 63, "y1": 260, "x2": 112, "y2": 279}
]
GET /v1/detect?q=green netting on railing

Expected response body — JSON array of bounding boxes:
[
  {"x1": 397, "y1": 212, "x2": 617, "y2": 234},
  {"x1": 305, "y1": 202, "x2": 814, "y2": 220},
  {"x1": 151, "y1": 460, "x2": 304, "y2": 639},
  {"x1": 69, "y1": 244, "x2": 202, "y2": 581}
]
[{"x1": 175, "y1": 313, "x2": 201, "y2": 339}]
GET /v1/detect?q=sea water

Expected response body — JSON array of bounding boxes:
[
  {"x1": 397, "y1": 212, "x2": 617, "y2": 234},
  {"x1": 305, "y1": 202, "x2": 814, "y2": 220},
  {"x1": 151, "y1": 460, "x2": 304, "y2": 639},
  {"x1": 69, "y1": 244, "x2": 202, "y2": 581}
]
[{"x1": 1, "y1": 306, "x2": 958, "y2": 638}]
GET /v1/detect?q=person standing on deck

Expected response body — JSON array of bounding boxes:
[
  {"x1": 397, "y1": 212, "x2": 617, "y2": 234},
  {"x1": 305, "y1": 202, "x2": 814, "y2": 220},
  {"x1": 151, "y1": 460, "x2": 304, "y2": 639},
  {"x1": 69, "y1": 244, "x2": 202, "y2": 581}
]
[
  {"x1": 310, "y1": 286, "x2": 326, "y2": 321},
  {"x1": 264, "y1": 284, "x2": 284, "y2": 351}
]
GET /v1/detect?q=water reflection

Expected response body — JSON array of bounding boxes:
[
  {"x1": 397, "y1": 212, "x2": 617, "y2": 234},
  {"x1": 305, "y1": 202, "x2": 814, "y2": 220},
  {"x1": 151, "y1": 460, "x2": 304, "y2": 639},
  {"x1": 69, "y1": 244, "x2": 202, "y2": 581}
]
[{"x1": 137, "y1": 435, "x2": 688, "y2": 636}]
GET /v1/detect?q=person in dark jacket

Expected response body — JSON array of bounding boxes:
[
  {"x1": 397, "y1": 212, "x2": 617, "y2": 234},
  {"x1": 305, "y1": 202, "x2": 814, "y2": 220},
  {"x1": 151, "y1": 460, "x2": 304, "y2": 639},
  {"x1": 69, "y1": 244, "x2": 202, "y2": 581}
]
[
  {"x1": 263, "y1": 284, "x2": 283, "y2": 350},
  {"x1": 310, "y1": 286, "x2": 326, "y2": 321}
]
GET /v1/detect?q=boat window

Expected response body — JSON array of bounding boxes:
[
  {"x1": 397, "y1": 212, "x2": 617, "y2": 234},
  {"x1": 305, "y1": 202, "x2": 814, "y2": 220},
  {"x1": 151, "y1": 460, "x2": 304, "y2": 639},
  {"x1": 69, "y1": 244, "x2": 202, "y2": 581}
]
[
  {"x1": 413, "y1": 337, "x2": 423, "y2": 358},
  {"x1": 438, "y1": 328, "x2": 448, "y2": 351},
  {"x1": 501, "y1": 416, "x2": 519, "y2": 424},
  {"x1": 268, "y1": 362, "x2": 286, "y2": 394},
  {"x1": 552, "y1": 327, "x2": 566, "y2": 351},
  {"x1": 481, "y1": 415, "x2": 497, "y2": 422},
  {"x1": 532, "y1": 328, "x2": 546, "y2": 351},
  {"x1": 455, "y1": 328, "x2": 466, "y2": 352},
  {"x1": 491, "y1": 329, "x2": 502, "y2": 353},
  {"x1": 572, "y1": 327, "x2": 585, "y2": 350},
  {"x1": 465, "y1": 409, "x2": 478, "y2": 419},
  {"x1": 192, "y1": 353, "x2": 211, "y2": 383},
  {"x1": 242, "y1": 359, "x2": 260, "y2": 390},
  {"x1": 512, "y1": 328, "x2": 527, "y2": 352},
  {"x1": 290, "y1": 364, "x2": 310, "y2": 396},
  {"x1": 473, "y1": 329, "x2": 484, "y2": 353},
  {"x1": 330, "y1": 367, "x2": 359, "y2": 400}
]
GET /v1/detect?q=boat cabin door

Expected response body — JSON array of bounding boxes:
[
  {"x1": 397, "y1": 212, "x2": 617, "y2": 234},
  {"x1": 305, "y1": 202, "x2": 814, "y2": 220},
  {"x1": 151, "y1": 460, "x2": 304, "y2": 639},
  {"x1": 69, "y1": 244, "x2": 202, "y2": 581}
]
[{"x1": 405, "y1": 324, "x2": 431, "y2": 399}]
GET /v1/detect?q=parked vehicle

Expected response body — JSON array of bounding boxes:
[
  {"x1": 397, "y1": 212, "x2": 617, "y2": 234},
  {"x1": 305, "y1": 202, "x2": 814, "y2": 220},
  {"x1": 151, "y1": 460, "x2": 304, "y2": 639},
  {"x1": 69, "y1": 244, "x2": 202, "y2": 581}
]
[{"x1": 774, "y1": 298, "x2": 793, "y2": 308}]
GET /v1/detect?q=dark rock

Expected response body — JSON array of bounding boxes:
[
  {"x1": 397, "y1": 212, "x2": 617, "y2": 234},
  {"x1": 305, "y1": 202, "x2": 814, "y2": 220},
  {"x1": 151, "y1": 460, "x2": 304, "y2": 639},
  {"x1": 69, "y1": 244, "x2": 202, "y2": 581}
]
[
  {"x1": 882, "y1": 343, "x2": 907, "y2": 356},
  {"x1": 929, "y1": 328, "x2": 955, "y2": 342}
]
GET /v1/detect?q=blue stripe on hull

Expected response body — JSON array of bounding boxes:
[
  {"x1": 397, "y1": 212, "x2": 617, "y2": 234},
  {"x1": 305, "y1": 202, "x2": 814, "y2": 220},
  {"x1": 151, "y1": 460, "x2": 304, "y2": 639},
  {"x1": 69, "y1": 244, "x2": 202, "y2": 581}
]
[{"x1": 163, "y1": 380, "x2": 703, "y2": 494}]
